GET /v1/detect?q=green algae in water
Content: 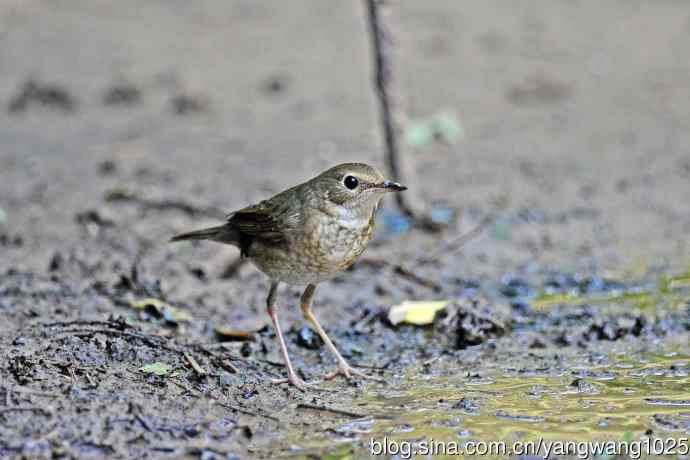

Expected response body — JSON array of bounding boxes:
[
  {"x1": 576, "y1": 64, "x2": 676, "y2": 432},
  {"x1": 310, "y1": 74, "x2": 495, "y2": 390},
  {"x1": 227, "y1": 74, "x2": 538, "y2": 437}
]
[
  {"x1": 531, "y1": 268, "x2": 690, "y2": 312},
  {"x1": 368, "y1": 354, "x2": 690, "y2": 439},
  {"x1": 283, "y1": 352, "x2": 690, "y2": 459},
  {"x1": 280, "y1": 270, "x2": 690, "y2": 459}
]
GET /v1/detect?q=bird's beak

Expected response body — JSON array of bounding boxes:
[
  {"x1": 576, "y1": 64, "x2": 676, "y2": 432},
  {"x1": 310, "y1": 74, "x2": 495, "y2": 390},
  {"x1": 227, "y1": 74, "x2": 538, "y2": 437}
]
[{"x1": 379, "y1": 180, "x2": 407, "y2": 192}]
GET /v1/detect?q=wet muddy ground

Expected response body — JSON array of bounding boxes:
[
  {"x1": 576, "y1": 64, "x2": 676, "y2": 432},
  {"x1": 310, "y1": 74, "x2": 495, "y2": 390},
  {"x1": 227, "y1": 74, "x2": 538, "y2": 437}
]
[{"x1": 1, "y1": 1, "x2": 690, "y2": 459}]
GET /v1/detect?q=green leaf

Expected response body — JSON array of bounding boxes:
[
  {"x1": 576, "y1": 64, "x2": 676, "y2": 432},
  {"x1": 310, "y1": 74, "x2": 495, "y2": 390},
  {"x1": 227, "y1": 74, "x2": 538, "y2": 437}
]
[
  {"x1": 0, "y1": 207, "x2": 7, "y2": 226},
  {"x1": 406, "y1": 109, "x2": 464, "y2": 148},
  {"x1": 489, "y1": 219, "x2": 512, "y2": 241},
  {"x1": 406, "y1": 120, "x2": 433, "y2": 147},
  {"x1": 434, "y1": 110, "x2": 464, "y2": 144},
  {"x1": 139, "y1": 362, "x2": 172, "y2": 376}
]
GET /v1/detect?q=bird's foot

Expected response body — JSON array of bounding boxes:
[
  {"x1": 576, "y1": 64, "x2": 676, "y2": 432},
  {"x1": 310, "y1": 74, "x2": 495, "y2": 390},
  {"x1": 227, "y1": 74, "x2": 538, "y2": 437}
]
[
  {"x1": 271, "y1": 372, "x2": 312, "y2": 391},
  {"x1": 324, "y1": 361, "x2": 384, "y2": 383}
]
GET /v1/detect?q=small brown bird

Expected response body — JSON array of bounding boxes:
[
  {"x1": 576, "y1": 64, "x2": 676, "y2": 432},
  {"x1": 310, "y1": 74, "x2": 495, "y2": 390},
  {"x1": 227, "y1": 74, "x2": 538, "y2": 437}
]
[{"x1": 170, "y1": 163, "x2": 406, "y2": 389}]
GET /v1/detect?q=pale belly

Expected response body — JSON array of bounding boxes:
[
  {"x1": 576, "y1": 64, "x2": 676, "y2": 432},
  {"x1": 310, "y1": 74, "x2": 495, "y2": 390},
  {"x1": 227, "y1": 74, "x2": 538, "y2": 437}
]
[{"x1": 249, "y1": 214, "x2": 374, "y2": 286}]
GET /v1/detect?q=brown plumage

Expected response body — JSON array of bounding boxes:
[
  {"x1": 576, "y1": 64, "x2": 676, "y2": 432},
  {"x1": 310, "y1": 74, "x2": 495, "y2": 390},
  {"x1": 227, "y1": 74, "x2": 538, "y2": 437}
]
[{"x1": 170, "y1": 163, "x2": 406, "y2": 390}]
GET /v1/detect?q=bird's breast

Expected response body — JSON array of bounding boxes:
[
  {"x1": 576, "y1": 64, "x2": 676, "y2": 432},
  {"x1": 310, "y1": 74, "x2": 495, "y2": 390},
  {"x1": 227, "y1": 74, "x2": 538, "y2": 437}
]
[
  {"x1": 249, "y1": 209, "x2": 375, "y2": 285},
  {"x1": 300, "y1": 212, "x2": 374, "y2": 270}
]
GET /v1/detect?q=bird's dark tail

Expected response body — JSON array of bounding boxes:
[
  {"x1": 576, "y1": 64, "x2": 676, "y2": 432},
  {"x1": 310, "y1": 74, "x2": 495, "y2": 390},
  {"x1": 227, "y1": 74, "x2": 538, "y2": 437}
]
[{"x1": 169, "y1": 225, "x2": 227, "y2": 243}]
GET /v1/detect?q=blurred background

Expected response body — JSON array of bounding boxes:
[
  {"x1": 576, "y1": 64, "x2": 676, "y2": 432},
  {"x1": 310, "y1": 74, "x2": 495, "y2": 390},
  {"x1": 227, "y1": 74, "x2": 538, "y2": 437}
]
[
  {"x1": 2, "y1": 0, "x2": 689, "y2": 276},
  {"x1": 2, "y1": 1, "x2": 689, "y2": 270}
]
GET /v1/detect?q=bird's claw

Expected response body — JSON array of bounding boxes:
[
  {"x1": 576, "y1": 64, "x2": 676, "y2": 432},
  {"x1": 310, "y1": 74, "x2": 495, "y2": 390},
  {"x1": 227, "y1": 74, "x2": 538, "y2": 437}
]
[
  {"x1": 324, "y1": 362, "x2": 384, "y2": 383},
  {"x1": 272, "y1": 374, "x2": 332, "y2": 392},
  {"x1": 271, "y1": 373, "x2": 309, "y2": 391}
]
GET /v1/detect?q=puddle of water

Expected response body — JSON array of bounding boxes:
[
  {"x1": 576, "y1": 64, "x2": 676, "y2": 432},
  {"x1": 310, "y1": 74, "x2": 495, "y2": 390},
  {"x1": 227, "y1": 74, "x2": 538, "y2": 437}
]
[
  {"x1": 531, "y1": 270, "x2": 690, "y2": 313},
  {"x1": 376, "y1": 207, "x2": 412, "y2": 239},
  {"x1": 372, "y1": 353, "x2": 688, "y2": 436},
  {"x1": 279, "y1": 268, "x2": 690, "y2": 459},
  {"x1": 375, "y1": 204, "x2": 456, "y2": 240},
  {"x1": 283, "y1": 351, "x2": 690, "y2": 459}
]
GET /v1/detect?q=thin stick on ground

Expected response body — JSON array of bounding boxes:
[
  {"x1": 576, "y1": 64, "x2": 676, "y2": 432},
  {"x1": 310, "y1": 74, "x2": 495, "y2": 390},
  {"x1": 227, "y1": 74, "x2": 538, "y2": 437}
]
[
  {"x1": 0, "y1": 406, "x2": 52, "y2": 416},
  {"x1": 52, "y1": 327, "x2": 185, "y2": 355},
  {"x1": 195, "y1": 343, "x2": 285, "y2": 368},
  {"x1": 38, "y1": 319, "x2": 132, "y2": 330},
  {"x1": 296, "y1": 403, "x2": 366, "y2": 419},
  {"x1": 363, "y1": 0, "x2": 438, "y2": 230},
  {"x1": 215, "y1": 359, "x2": 239, "y2": 374},
  {"x1": 356, "y1": 213, "x2": 493, "y2": 289},
  {"x1": 357, "y1": 257, "x2": 441, "y2": 291},
  {"x1": 216, "y1": 402, "x2": 280, "y2": 422},
  {"x1": 105, "y1": 188, "x2": 224, "y2": 218},
  {"x1": 183, "y1": 352, "x2": 207, "y2": 377},
  {"x1": 416, "y1": 212, "x2": 495, "y2": 264}
]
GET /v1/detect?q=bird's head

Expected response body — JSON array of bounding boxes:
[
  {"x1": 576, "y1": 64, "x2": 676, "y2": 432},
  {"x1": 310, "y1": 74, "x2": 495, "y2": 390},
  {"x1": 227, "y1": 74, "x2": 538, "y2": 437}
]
[{"x1": 309, "y1": 162, "x2": 406, "y2": 215}]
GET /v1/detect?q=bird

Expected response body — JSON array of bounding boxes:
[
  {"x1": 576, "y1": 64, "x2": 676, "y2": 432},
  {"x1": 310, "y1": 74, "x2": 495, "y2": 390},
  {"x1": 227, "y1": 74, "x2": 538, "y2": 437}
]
[{"x1": 170, "y1": 162, "x2": 406, "y2": 390}]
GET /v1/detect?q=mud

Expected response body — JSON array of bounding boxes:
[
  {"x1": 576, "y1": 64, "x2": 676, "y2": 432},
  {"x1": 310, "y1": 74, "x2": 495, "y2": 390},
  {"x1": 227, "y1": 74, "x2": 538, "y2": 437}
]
[{"x1": 1, "y1": 1, "x2": 689, "y2": 459}]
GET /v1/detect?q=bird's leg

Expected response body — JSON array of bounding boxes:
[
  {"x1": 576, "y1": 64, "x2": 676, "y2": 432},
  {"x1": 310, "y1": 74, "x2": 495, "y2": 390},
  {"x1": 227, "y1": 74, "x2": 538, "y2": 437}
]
[
  {"x1": 266, "y1": 282, "x2": 306, "y2": 390},
  {"x1": 300, "y1": 284, "x2": 383, "y2": 382}
]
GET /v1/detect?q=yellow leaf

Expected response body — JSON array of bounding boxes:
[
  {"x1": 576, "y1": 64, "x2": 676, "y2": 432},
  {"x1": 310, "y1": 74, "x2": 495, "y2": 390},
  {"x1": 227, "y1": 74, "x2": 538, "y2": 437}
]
[
  {"x1": 130, "y1": 297, "x2": 165, "y2": 310},
  {"x1": 214, "y1": 327, "x2": 255, "y2": 342},
  {"x1": 129, "y1": 298, "x2": 192, "y2": 323},
  {"x1": 388, "y1": 300, "x2": 448, "y2": 326}
]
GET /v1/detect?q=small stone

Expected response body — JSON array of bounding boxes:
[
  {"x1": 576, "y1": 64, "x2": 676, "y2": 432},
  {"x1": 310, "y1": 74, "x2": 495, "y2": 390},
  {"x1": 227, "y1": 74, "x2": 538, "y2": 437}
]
[
  {"x1": 453, "y1": 397, "x2": 478, "y2": 414},
  {"x1": 98, "y1": 160, "x2": 118, "y2": 176},
  {"x1": 240, "y1": 342, "x2": 252, "y2": 357},
  {"x1": 48, "y1": 252, "x2": 64, "y2": 271},
  {"x1": 261, "y1": 73, "x2": 289, "y2": 95},
  {"x1": 295, "y1": 326, "x2": 323, "y2": 350},
  {"x1": 103, "y1": 84, "x2": 141, "y2": 106},
  {"x1": 171, "y1": 94, "x2": 208, "y2": 115}
]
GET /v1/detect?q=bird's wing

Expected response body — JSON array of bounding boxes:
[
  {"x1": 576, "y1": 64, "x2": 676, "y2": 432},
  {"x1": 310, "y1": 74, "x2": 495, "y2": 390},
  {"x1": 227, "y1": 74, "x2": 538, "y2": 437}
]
[
  {"x1": 227, "y1": 201, "x2": 284, "y2": 243},
  {"x1": 226, "y1": 185, "x2": 304, "y2": 248}
]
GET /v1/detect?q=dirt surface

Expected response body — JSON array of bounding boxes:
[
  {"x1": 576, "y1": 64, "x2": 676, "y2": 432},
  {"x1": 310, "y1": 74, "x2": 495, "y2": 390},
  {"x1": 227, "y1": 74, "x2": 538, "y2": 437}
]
[{"x1": 1, "y1": 1, "x2": 689, "y2": 459}]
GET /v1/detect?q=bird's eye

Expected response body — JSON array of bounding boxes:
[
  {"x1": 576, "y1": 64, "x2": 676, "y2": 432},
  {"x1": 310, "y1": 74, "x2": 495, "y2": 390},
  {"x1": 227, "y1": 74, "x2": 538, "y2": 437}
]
[{"x1": 343, "y1": 175, "x2": 359, "y2": 190}]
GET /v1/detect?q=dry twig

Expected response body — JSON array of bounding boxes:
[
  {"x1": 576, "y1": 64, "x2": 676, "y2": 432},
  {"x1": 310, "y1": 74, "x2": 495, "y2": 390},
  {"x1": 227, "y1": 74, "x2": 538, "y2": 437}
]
[
  {"x1": 183, "y1": 352, "x2": 207, "y2": 377},
  {"x1": 50, "y1": 326, "x2": 185, "y2": 355},
  {"x1": 416, "y1": 213, "x2": 495, "y2": 264},
  {"x1": 216, "y1": 402, "x2": 280, "y2": 422},
  {"x1": 105, "y1": 188, "x2": 224, "y2": 218},
  {"x1": 296, "y1": 403, "x2": 366, "y2": 419},
  {"x1": 0, "y1": 406, "x2": 52, "y2": 416},
  {"x1": 363, "y1": 0, "x2": 438, "y2": 230}
]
